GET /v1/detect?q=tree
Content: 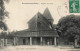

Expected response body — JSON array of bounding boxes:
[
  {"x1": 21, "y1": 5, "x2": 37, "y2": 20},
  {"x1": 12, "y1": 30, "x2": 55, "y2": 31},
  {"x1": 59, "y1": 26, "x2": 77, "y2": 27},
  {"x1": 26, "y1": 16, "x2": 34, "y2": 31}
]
[
  {"x1": 0, "y1": 0, "x2": 9, "y2": 47},
  {"x1": 57, "y1": 15, "x2": 80, "y2": 46},
  {"x1": 0, "y1": 0, "x2": 9, "y2": 31}
]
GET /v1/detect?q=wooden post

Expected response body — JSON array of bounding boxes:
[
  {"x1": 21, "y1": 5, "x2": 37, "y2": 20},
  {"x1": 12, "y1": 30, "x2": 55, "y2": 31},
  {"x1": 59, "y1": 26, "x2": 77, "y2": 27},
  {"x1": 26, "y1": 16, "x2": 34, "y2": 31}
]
[
  {"x1": 1, "y1": 39, "x2": 4, "y2": 48},
  {"x1": 5, "y1": 39, "x2": 7, "y2": 46},
  {"x1": 14, "y1": 37, "x2": 16, "y2": 45},
  {"x1": 54, "y1": 37, "x2": 57, "y2": 46},
  {"x1": 40, "y1": 37, "x2": 42, "y2": 45},
  {"x1": 30, "y1": 37, "x2": 32, "y2": 45},
  {"x1": 16, "y1": 37, "x2": 18, "y2": 45}
]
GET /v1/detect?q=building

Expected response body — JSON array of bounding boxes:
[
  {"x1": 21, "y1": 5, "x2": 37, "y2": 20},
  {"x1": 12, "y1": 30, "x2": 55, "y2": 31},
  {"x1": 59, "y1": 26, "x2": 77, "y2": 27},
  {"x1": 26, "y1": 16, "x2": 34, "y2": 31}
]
[{"x1": 13, "y1": 8, "x2": 59, "y2": 46}]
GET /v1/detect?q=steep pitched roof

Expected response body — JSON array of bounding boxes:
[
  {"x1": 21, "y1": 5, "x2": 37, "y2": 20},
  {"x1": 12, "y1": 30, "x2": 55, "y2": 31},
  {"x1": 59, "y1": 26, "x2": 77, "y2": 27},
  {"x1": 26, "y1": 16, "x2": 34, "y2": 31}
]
[
  {"x1": 28, "y1": 13, "x2": 38, "y2": 31},
  {"x1": 28, "y1": 12, "x2": 51, "y2": 31},
  {"x1": 43, "y1": 8, "x2": 53, "y2": 20}
]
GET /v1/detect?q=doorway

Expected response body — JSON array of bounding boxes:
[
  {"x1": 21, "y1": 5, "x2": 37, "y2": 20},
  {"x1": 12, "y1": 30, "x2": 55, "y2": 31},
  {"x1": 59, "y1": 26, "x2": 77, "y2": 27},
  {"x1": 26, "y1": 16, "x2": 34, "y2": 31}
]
[
  {"x1": 42, "y1": 37, "x2": 54, "y2": 45},
  {"x1": 23, "y1": 39, "x2": 26, "y2": 45},
  {"x1": 32, "y1": 37, "x2": 40, "y2": 45}
]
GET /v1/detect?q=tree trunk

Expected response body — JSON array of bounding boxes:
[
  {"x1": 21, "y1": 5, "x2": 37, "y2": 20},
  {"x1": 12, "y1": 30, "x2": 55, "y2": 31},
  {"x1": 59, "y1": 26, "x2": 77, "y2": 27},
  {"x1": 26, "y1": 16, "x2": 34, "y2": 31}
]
[{"x1": 74, "y1": 38, "x2": 78, "y2": 47}]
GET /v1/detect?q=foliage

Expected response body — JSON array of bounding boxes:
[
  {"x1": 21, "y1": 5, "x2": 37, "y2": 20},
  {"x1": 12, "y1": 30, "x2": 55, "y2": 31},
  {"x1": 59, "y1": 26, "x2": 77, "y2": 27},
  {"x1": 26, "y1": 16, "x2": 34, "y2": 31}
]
[
  {"x1": 7, "y1": 31, "x2": 15, "y2": 38},
  {"x1": 57, "y1": 15, "x2": 80, "y2": 42},
  {"x1": 0, "y1": 0, "x2": 9, "y2": 31},
  {"x1": 0, "y1": 32, "x2": 7, "y2": 38},
  {"x1": 0, "y1": 31, "x2": 15, "y2": 39}
]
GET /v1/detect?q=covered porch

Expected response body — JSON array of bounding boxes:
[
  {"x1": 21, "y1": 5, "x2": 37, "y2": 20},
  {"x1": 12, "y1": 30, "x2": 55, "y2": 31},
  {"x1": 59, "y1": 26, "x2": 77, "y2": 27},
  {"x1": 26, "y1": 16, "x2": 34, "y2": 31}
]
[
  {"x1": 13, "y1": 30, "x2": 59, "y2": 46},
  {"x1": 13, "y1": 37, "x2": 57, "y2": 46}
]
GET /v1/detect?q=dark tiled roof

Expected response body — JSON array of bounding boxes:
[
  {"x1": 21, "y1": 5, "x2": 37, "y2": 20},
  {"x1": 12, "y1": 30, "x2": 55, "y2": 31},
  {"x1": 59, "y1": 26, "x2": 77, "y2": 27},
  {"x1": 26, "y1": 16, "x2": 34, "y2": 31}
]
[
  {"x1": 43, "y1": 8, "x2": 53, "y2": 20},
  {"x1": 14, "y1": 30, "x2": 59, "y2": 37}
]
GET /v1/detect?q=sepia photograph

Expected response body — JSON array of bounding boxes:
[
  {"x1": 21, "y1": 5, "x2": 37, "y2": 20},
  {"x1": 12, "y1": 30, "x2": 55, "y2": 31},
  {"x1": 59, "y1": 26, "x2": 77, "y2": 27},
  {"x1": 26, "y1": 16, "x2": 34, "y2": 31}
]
[{"x1": 0, "y1": 0, "x2": 80, "y2": 51}]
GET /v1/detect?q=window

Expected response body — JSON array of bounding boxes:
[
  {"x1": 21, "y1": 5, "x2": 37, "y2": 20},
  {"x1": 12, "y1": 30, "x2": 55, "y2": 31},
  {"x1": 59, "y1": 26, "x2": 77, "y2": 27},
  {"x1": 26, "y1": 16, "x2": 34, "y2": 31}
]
[{"x1": 37, "y1": 22, "x2": 41, "y2": 27}]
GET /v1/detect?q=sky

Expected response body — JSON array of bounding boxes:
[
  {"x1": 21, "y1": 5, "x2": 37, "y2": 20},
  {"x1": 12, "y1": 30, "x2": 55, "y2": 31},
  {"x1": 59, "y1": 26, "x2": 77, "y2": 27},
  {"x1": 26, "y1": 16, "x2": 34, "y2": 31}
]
[{"x1": 4, "y1": 0, "x2": 80, "y2": 31}]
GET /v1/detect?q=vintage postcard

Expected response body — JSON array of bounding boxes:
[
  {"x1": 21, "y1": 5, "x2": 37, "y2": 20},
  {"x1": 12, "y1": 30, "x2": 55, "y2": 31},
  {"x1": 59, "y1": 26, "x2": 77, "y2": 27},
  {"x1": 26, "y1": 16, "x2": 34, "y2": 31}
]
[{"x1": 0, "y1": 0, "x2": 80, "y2": 51}]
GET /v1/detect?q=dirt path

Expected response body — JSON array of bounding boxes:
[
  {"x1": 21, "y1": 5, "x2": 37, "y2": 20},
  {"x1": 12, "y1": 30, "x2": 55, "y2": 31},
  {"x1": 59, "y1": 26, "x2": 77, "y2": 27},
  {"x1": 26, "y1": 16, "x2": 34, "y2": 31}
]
[{"x1": 0, "y1": 46, "x2": 80, "y2": 51}]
